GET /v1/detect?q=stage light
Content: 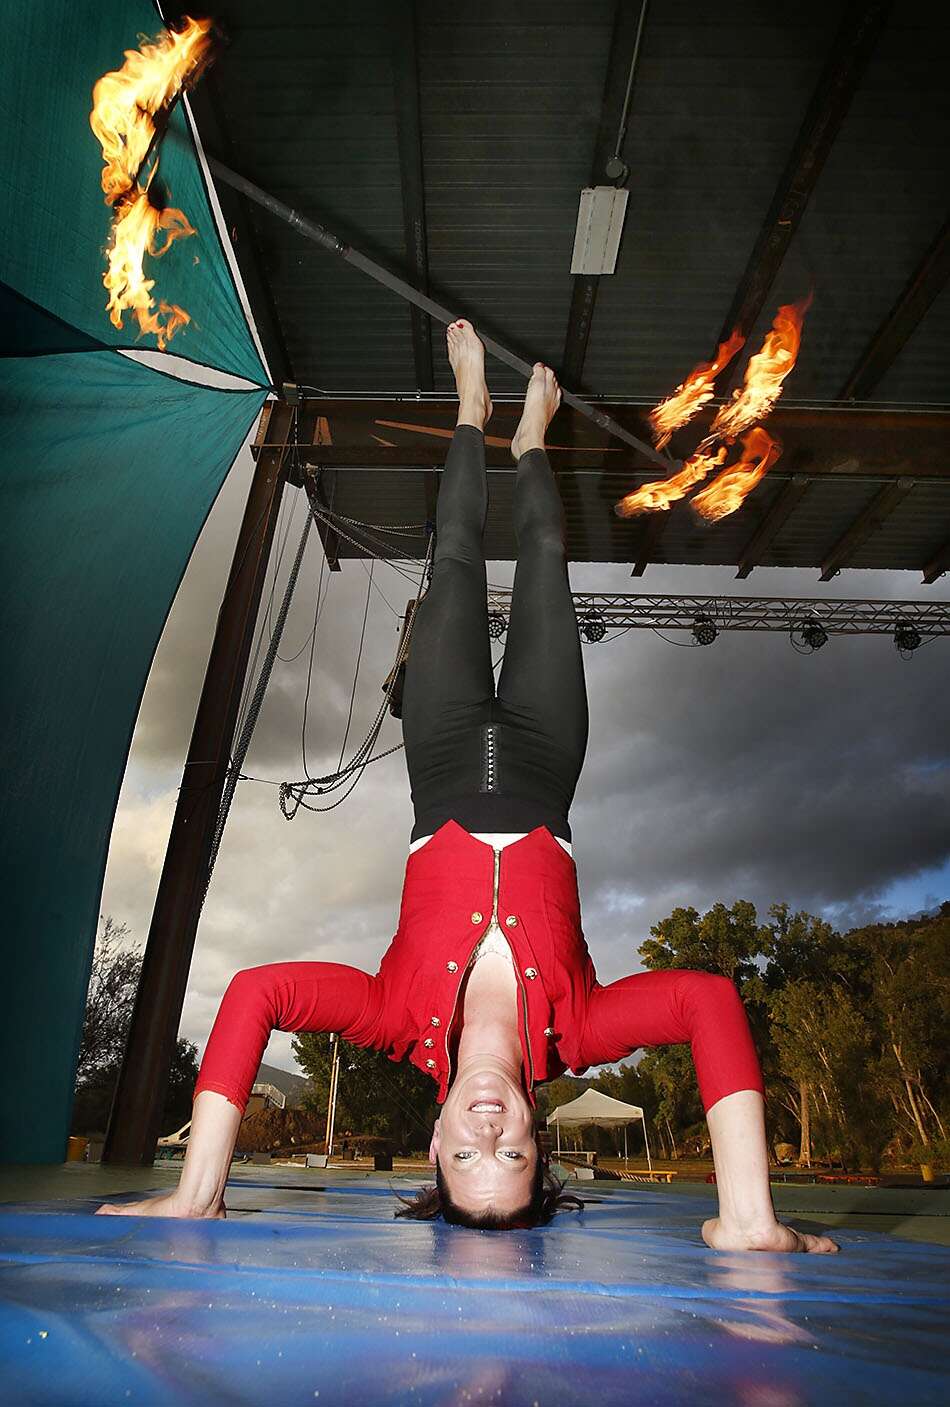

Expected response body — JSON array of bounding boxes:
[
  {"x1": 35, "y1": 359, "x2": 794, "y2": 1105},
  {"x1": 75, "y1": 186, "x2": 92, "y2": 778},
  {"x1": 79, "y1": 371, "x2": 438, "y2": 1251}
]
[
  {"x1": 691, "y1": 615, "x2": 718, "y2": 647},
  {"x1": 488, "y1": 611, "x2": 507, "y2": 640},
  {"x1": 800, "y1": 618, "x2": 828, "y2": 652},
  {"x1": 894, "y1": 621, "x2": 922, "y2": 655},
  {"x1": 579, "y1": 610, "x2": 607, "y2": 643}
]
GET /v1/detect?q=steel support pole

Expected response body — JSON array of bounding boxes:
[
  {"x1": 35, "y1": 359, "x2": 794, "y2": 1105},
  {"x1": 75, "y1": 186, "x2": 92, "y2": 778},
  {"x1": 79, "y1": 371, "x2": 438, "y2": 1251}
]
[{"x1": 103, "y1": 400, "x2": 295, "y2": 1164}]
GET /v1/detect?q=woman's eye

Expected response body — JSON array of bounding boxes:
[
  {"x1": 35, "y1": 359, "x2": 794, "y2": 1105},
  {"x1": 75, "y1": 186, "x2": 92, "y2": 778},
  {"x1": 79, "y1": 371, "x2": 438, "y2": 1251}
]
[
  {"x1": 455, "y1": 1151, "x2": 476, "y2": 1161},
  {"x1": 500, "y1": 1151, "x2": 523, "y2": 1160}
]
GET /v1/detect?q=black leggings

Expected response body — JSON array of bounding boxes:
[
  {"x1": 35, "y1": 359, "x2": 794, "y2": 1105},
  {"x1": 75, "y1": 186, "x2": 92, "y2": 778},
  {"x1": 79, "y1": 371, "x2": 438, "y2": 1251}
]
[{"x1": 402, "y1": 425, "x2": 588, "y2": 842}]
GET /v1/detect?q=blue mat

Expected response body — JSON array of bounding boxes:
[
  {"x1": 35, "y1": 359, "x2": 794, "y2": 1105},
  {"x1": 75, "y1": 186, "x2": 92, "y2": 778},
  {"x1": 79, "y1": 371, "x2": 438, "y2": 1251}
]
[{"x1": 1, "y1": 1181, "x2": 948, "y2": 1405}]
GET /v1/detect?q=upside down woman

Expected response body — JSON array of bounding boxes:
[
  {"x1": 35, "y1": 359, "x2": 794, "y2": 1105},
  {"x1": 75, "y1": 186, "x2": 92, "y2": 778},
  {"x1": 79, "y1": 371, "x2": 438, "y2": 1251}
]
[{"x1": 100, "y1": 322, "x2": 836, "y2": 1249}]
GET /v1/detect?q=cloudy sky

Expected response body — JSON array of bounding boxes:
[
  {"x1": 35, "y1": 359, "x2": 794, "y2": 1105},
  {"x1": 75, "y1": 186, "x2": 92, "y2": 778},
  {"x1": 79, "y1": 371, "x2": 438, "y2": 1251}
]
[{"x1": 100, "y1": 431, "x2": 950, "y2": 1074}]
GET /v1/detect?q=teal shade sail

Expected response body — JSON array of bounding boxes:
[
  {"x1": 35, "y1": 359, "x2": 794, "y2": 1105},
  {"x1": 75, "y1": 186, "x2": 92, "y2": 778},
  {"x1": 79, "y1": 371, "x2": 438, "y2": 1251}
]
[
  {"x1": 0, "y1": 0, "x2": 268, "y2": 386},
  {"x1": 0, "y1": 351, "x2": 266, "y2": 1162},
  {"x1": 0, "y1": 0, "x2": 274, "y2": 1162}
]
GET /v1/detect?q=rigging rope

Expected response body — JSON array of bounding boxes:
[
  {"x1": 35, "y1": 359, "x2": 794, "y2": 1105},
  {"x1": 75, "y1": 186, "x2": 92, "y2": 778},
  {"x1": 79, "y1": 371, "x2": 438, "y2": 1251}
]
[{"x1": 278, "y1": 526, "x2": 433, "y2": 819}]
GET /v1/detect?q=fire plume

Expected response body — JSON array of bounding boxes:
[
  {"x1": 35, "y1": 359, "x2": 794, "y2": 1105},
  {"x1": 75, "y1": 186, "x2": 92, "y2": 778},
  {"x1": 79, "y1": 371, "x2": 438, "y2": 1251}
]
[
  {"x1": 89, "y1": 17, "x2": 214, "y2": 347},
  {"x1": 690, "y1": 427, "x2": 782, "y2": 523},
  {"x1": 648, "y1": 331, "x2": 745, "y2": 449},
  {"x1": 710, "y1": 296, "x2": 812, "y2": 441},
  {"x1": 615, "y1": 446, "x2": 726, "y2": 519}
]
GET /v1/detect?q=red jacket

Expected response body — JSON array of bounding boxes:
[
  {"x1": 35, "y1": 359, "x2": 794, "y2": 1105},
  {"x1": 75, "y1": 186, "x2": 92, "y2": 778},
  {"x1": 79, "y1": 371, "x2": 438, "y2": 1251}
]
[{"x1": 195, "y1": 822, "x2": 763, "y2": 1114}]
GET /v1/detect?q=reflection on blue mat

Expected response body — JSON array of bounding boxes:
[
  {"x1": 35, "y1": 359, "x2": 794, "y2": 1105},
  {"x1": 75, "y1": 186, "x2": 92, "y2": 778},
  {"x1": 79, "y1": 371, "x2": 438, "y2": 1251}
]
[{"x1": 1, "y1": 1181, "x2": 948, "y2": 1405}]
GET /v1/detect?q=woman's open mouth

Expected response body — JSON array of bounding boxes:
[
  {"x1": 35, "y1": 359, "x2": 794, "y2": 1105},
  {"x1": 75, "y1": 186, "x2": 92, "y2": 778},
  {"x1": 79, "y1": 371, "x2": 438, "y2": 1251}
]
[{"x1": 469, "y1": 1101, "x2": 505, "y2": 1113}]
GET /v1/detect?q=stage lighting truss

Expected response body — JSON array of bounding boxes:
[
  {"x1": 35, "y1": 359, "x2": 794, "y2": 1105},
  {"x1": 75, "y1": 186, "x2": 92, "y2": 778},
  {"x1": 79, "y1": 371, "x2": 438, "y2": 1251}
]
[{"x1": 474, "y1": 593, "x2": 950, "y2": 652}]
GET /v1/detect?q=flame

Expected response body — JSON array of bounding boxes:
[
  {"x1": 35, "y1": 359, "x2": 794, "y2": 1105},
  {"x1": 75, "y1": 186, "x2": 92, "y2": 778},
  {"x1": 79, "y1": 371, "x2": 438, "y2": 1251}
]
[
  {"x1": 710, "y1": 296, "x2": 812, "y2": 441},
  {"x1": 690, "y1": 427, "x2": 782, "y2": 523},
  {"x1": 89, "y1": 17, "x2": 214, "y2": 347},
  {"x1": 614, "y1": 446, "x2": 726, "y2": 518},
  {"x1": 648, "y1": 331, "x2": 745, "y2": 449}
]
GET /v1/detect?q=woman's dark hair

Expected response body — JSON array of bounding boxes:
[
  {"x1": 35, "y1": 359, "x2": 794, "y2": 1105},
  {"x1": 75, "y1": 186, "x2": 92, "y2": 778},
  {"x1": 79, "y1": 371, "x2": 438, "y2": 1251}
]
[{"x1": 394, "y1": 1154, "x2": 583, "y2": 1230}]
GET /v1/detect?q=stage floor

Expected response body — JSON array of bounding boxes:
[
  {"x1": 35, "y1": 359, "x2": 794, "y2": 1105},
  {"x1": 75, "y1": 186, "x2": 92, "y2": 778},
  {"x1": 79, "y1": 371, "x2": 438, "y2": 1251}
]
[{"x1": 2, "y1": 1165, "x2": 948, "y2": 1405}]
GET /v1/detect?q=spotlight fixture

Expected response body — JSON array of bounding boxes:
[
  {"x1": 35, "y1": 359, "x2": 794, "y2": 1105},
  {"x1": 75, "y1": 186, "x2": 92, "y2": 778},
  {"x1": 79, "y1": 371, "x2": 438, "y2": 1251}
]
[
  {"x1": 894, "y1": 621, "x2": 922, "y2": 655},
  {"x1": 691, "y1": 615, "x2": 718, "y2": 647},
  {"x1": 579, "y1": 610, "x2": 607, "y2": 643},
  {"x1": 798, "y1": 617, "x2": 829, "y2": 652},
  {"x1": 487, "y1": 611, "x2": 507, "y2": 640}
]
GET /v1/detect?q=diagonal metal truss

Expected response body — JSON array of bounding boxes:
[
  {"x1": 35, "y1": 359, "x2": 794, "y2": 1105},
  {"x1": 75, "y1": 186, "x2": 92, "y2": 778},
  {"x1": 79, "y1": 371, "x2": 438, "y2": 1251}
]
[{"x1": 484, "y1": 592, "x2": 950, "y2": 636}]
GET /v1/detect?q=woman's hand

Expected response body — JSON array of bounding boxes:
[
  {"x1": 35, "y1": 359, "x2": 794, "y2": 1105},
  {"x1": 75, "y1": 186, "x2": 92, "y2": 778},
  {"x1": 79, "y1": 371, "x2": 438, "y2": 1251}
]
[{"x1": 702, "y1": 1216, "x2": 838, "y2": 1254}]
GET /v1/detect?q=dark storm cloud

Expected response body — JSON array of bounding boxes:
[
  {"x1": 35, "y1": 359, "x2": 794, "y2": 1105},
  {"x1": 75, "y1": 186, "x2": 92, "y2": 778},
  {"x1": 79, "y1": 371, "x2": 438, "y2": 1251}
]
[{"x1": 102, "y1": 448, "x2": 950, "y2": 1056}]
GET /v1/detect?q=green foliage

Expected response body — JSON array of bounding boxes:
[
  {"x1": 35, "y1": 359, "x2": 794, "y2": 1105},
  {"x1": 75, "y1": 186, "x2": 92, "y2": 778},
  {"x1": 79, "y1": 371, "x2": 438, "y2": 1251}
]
[
  {"x1": 71, "y1": 917, "x2": 201, "y2": 1139},
  {"x1": 292, "y1": 1032, "x2": 439, "y2": 1155},
  {"x1": 637, "y1": 898, "x2": 950, "y2": 1170}
]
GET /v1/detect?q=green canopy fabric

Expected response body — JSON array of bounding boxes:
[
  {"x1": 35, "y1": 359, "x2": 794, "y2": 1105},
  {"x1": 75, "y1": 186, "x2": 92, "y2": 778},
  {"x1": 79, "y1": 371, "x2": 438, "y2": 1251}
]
[
  {"x1": 0, "y1": 0, "x2": 270, "y2": 1161},
  {"x1": 0, "y1": 0, "x2": 268, "y2": 385}
]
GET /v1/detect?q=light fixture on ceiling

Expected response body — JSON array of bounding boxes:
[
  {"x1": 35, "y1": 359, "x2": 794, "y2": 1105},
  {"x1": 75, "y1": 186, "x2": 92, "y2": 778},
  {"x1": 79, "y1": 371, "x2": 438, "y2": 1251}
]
[{"x1": 570, "y1": 186, "x2": 630, "y2": 276}]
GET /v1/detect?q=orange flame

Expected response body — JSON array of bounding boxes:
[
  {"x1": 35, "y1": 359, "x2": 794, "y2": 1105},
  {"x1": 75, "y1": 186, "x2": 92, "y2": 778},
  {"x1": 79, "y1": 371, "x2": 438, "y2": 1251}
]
[
  {"x1": 614, "y1": 446, "x2": 727, "y2": 518},
  {"x1": 648, "y1": 331, "x2": 745, "y2": 449},
  {"x1": 710, "y1": 296, "x2": 812, "y2": 441},
  {"x1": 690, "y1": 427, "x2": 782, "y2": 523},
  {"x1": 89, "y1": 17, "x2": 214, "y2": 347}
]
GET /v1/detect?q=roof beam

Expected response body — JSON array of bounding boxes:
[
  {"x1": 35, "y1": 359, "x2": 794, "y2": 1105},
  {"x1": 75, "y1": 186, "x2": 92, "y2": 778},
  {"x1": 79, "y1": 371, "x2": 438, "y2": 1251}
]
[
  {"x1": 185, "y1": 74, "x2": 291, "y2": 388},
  {"x1": 838, "y1": 218, "x2": 950, "y2": 400},
  {"x1": 389, "y1": 0, "x2": 434, "y2": 392},
  {"x1": 819, "y1": 477, "x2": 914, "y2": 581},
  {"x1": 736, "y1": 475, "x2": 811, "y2": 579},
  {"x1": 630, "y1": 511, "x2": 670, "y2": 577},
  {"x1": 561, "y1": 0, "x2": 648, "y2": 387},
  {"x1": 715, "y1": 0, "x2": 891, "y2": 353},
  {"x1": 922, "y1": 539, "x2": 950, "y2": 585}
]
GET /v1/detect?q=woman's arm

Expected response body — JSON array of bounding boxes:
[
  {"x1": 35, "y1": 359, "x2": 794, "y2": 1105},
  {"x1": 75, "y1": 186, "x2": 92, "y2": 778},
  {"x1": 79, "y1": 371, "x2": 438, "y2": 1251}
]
[
  {"x1": 97, "y1": 961, "x2": 383, "y2": 1219},
  {"x1": 580, "y1": 970, "x2": 837, "y2": 1253}
]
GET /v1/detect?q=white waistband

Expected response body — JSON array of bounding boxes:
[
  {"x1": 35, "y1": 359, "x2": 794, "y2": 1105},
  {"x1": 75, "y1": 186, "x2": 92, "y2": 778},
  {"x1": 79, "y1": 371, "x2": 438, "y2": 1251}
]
[{"x1": 409, "y1": 830, "x2": 573, "y2": 857}]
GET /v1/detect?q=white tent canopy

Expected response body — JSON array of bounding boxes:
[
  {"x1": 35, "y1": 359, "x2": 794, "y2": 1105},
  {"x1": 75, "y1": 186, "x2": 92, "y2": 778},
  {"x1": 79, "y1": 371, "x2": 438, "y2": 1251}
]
[{"x1": 546, "y1": 1088, "x2": 651, "y2": 1168}]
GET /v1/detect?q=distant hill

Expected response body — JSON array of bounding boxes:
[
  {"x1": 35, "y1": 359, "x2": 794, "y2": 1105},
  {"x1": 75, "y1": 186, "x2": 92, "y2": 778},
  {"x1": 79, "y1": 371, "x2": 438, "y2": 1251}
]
[{"x1": 255, "y1": 1062, "x2": 309, "y2": 1108}]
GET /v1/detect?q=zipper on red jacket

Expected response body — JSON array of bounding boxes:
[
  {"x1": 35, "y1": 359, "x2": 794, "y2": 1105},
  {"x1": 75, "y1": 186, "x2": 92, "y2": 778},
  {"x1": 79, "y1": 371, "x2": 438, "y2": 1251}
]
[{"x1": 443, "y1": 846, "x2": 535, "y2": 1092}]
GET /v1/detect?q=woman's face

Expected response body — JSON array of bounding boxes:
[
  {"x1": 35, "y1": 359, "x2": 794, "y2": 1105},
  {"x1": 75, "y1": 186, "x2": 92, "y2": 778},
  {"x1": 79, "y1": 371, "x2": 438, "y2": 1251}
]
[{"x1": 431, "y1": 1063, "x2": 538, "y2": 1216}]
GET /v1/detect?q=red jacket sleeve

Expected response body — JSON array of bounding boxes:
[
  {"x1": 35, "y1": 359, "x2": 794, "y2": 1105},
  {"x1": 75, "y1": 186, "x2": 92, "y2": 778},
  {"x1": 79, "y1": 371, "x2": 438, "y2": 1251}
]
[
  {"x1": 576, "y1": 969, "x2": 764, "y2": 1112},
  {"x1": 193, "y1": 962, "x2": 386, "y2": 1113}
]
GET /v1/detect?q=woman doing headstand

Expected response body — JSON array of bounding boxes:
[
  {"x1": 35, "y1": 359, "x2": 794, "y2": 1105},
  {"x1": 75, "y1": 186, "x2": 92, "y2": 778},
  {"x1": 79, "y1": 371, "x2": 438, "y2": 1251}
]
[{"x1": 100, "y1": 323, "x2": 836, "y2": 1250}]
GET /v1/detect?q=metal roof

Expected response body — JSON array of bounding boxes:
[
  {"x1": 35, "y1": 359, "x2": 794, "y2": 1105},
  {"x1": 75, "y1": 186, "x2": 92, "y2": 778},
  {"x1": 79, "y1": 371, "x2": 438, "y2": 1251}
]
[{"x1": 188, "y1": 0, "x2": 950, "y2": 579}]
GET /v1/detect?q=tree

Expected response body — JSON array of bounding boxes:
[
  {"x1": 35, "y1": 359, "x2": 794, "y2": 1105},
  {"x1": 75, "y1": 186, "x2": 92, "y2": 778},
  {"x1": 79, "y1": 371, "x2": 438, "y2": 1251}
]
[
  {"x1": 71, "y1": 916, "x2": 200, "y2": 1138},
  {"x1": 75, "y1": 916, "x2": 141, "y2": 1087},
  {"x1": 292, "y1": 1033, "x2": 439, "y2": 1154}
]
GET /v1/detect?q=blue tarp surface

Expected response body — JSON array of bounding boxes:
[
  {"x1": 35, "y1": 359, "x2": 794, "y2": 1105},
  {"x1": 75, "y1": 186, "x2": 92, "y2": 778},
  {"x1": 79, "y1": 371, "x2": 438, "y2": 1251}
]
[{"x1": 1, "y1": 1181, "x2": 948, "y2": 1405}]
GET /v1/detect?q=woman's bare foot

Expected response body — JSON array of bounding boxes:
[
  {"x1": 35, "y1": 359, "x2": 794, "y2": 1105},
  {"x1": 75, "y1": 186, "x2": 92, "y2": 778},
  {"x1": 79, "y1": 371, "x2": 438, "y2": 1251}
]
[
  {"x1": 510, "y1": 363, "x2": 561, "y2": 461},
  {"x1": 447, "y1": 320, "x2": 492, "y2": 430},
  {"x1": 702, "y1": 1216, "x2": 838, "y2": 1254},
  {"x1": 96, "y1": 1191, "x2": 227, "y2": 1220}
]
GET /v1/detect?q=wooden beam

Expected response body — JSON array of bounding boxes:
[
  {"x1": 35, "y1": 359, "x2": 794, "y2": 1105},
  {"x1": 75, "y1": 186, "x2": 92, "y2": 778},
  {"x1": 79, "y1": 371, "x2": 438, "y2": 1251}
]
[
  {"x1": 631, "y1": 511, "x2": 671, "y2": 577},
  {"x1": 922, "y1": 538, "x2": 950, "y2": 585},
  {"x1": 838, "y1": 218, "x2": 950, "y2": 400},
  {"x1": 185, "y1": 73, "x2": 291, "y2": 387},
  {"x1": 819, "y1": 477, "x2": 914, "y2": 581},
  {"x1": 561, "y1": 1, "x2": 648, "y2": 386},
  {"x1": 103, "y1": 403, "x2": 294, "y2": 1164},
  {"x1": 389, "y1": 0, "x2": 434, "y2": 392},
  {"x1": 735, "y1": 475, "x2": 811, "y2": 578},
  {"x1": 715, "y1": 0, "x2": 891, "y2": 352}
]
